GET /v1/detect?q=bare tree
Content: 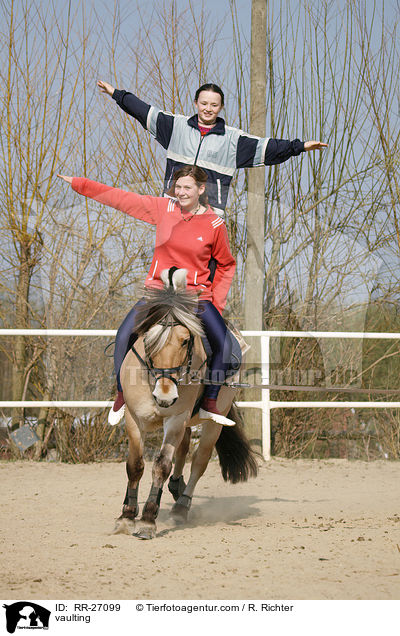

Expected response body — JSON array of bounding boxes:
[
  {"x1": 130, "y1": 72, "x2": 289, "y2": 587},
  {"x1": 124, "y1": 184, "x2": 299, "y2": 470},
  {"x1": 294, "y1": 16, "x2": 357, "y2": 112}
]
[
  {"x1": 0, "y1": 0, "x2": 87, "y2": 427},
  {"x1": 0, "y1": 0, "x2": 244, "y2": 455}
]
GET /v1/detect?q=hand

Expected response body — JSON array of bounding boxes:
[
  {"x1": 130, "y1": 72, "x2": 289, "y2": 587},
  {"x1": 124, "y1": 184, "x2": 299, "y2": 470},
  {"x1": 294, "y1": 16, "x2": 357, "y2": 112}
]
[
  {"x1": 57, "y1": 174, "x2": 73, "y2": 184},
  {"x1": 97, "y1": 80, "x2": 115, "y2": 96},
  {"x1": 304, "y1": 140, "x2": 328, "y2": 151}
]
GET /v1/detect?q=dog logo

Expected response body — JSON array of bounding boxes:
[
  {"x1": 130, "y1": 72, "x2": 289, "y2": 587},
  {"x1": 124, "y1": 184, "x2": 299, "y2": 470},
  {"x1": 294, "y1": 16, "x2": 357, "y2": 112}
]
[{"x1": 3, "y1": 602, "x2": 50, "y2": 633}]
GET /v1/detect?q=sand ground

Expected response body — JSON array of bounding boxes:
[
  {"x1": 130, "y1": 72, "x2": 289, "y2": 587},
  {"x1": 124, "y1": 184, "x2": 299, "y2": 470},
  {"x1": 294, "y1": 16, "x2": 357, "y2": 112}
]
[{"x1": 1, "y1": 457, "x2": 399, "y2": 600}]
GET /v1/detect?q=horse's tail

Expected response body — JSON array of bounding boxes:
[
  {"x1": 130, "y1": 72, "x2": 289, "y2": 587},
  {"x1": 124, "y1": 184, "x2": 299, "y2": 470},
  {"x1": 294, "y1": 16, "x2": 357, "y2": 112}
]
[{"x1": 215, "y1": 403, "x2": 259, "y2": 483}]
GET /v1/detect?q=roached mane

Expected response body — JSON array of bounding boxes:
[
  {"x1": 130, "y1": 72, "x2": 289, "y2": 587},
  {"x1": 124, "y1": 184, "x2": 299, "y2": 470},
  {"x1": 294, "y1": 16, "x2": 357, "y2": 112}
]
[{"x1": 134, "y1": 286, "x2": 204, "y2": 356}]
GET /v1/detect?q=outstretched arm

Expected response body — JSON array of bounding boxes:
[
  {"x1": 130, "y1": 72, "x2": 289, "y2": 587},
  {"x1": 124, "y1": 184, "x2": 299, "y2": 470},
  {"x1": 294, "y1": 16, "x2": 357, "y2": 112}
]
[
  {"x1": 97, "y1": 78, "x2": 150, "y2": 129},
  {"x1": 57, "y1": 174, "x2": 159, "y2": 224},
  {"x1": 264, "y1": 138, "x2": 328, "y2": 164},
  {"x1": 97, "y1": 79, "x2": 174, "y2": 149},
  {"x1": 237, "y1": 135, "x2": 328, "y2": 169},
  {"x1": 264, "y1": 138, "x2": 327, "y2": 165}
]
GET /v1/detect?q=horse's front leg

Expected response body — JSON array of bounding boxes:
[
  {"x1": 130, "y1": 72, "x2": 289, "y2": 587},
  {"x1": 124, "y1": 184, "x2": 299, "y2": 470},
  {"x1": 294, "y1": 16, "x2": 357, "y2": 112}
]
[
  {"x1": 171, "y1": 420, "x2": 222, "y2": 523},
  {"x1": 135, "y1": 410, "x2": 190, "y2": 540},
  {"x1": 168, "y1": 427, "x2": 191, "y2": 501},
  {"x1": 113, "y1": 410, "x2": 144, "y2": 535}
]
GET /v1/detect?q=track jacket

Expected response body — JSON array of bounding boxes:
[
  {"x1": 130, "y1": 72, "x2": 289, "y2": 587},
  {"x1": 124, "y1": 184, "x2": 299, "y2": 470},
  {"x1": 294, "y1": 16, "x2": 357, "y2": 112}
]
[
  {"x1": 71, "y1": 178, "x2": 236, "y2": 313},
  {"x1": 112, "y1": 89, "x2": 306, "y2": 213}
]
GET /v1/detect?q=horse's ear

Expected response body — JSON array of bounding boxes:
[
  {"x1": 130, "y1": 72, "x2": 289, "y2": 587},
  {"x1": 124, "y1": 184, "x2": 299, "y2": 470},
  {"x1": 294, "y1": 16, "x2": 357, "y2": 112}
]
[
  {"x1": 160, "y1": 267, "x2": 187, "y2": 290},
  {"x1": 160, "y1": 269, "x2": 171, "y2": 288},
  {"x1": 172, "y1": 268, "x2": 188, "y2": 291}
]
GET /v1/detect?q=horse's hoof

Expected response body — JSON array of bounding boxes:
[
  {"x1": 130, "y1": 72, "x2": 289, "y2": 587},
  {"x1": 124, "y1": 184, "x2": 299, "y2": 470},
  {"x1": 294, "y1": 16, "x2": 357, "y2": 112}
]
[
  {"x1": 134, "y1": 526, "x2": 156, "y2": 540},
  {"x1": 168, "y1": 475, "x2": 186, "y2": 502},
  {"x1": 171, "y1": 494, "x2": 192, "y2": 524},
  {"x1": 112, "y1": 516, "x2": 136, "y2": 535},
  {"x1": 170, "y1": 505, "x2": 188, "y2": 524}
]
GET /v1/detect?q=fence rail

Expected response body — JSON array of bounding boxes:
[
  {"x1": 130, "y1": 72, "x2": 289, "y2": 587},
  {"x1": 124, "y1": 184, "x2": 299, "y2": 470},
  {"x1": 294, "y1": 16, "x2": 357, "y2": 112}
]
[{"x1": 2, "y1": 329, "x2": 400, "y2": 460}]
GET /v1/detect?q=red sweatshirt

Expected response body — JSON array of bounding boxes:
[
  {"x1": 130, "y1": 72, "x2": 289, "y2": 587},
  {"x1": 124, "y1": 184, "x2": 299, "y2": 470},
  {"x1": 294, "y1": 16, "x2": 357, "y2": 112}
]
[{"x1": 71, "y1": 178, "x2": 236, "y2": 313}]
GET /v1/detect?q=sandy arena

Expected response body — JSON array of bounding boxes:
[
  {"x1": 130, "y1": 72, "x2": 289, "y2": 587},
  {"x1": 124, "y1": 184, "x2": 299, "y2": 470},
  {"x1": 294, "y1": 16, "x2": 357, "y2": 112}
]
[{"x1": 1, "y1": 457, "x2": 399, "y2": 600}]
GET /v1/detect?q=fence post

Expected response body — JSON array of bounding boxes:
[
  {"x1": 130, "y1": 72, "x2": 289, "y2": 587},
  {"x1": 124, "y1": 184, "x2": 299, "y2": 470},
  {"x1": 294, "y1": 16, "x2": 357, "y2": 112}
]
[{"x1": 261, "y1": 334, "x2": 271, "y2": 460}]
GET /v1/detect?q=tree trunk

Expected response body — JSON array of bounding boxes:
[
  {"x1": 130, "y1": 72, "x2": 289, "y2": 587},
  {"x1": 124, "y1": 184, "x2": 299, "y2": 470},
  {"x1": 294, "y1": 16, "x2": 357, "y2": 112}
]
[{"x1": 243, "y1": 0, "x2": 267, "y2": 446}]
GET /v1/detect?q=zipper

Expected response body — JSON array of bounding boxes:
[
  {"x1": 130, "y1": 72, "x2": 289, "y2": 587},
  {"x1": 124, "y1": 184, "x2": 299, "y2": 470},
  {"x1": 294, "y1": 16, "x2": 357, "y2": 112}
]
[
  {"x1": 217, "y1": 179, "x2": 221, "y2": 204},
  {"x1": 194, "y1": 133, "x2": 205, "y2": 165},
  {"x1": 149, "y1": 260, "x2": 158, "y2": 279},
  {"x1": 194, "y1": 125, "x2": 215, "y2": 164}
]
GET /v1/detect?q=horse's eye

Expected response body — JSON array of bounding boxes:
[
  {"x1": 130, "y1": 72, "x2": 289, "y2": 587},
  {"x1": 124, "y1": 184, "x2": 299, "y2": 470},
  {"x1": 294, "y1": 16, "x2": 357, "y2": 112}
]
[{"x1": 181, "y1": 338, "x2": 189, "y2": 347}]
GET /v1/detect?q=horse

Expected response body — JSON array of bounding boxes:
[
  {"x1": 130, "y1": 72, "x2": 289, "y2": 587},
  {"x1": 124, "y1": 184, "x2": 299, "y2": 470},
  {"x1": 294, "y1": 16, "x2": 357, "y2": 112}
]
[{"x1": 114, "y1": 267, "x2": 258, "y2": 539}]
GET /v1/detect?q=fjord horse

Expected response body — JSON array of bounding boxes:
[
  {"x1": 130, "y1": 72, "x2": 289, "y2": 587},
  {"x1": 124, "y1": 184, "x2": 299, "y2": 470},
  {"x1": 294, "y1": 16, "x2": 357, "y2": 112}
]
[{"x1": 114, "y1": 268, "x2": 257, "y2": 539}]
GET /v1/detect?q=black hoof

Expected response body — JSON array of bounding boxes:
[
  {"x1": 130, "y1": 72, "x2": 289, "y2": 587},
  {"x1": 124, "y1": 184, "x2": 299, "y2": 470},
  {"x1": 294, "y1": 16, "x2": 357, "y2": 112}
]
[
  {"x1": 171, "y1": 494, "x2": 192, "y2": 523},
  {"x1": 168, "y1": 475, "x2": 186, "y2": 502}
]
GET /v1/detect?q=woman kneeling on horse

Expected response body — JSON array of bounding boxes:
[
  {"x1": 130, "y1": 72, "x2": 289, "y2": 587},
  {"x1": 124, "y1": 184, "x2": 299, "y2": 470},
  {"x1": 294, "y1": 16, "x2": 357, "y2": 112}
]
[{"x1": 58, "y1": 166, "x2": 236, "y2": 427}]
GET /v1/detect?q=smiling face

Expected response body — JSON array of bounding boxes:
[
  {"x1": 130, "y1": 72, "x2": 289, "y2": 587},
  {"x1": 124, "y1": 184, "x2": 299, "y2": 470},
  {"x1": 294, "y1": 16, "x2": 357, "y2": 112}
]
[
  {"x1": 195, "y1": 90, "x2": 223, "y2": 126},
  {"x1": 174, "y1": 175, "x2": 205, "y2": 211}
]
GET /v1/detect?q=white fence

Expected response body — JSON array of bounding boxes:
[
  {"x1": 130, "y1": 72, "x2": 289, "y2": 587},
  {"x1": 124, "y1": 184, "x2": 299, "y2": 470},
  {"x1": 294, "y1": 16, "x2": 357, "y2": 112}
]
[{"x1": 1, "y1": 329, "x2": 400, "y2": 460}]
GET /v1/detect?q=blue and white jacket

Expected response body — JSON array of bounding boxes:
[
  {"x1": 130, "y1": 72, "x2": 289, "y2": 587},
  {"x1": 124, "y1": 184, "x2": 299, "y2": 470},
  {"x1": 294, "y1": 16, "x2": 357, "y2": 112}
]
[{"x1": 112, "y1": 89, "x2": 305, "y2": 213}]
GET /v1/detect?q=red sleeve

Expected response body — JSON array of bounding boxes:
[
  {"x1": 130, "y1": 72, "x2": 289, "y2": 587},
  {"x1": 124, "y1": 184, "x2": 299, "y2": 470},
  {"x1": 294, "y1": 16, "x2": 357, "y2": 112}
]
[
  {"x1": 71, "y1": 177, "x2": 160, "y2": 224},
  {"x1": 210, "y1": 222, "x2": 236, "y2": 314}
]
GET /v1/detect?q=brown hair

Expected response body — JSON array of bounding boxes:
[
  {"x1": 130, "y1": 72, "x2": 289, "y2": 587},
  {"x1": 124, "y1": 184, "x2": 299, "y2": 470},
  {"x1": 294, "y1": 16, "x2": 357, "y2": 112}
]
[
  {"x1": 167, "y1": 165, "x2": 210, "y2": 207},
  {"x1": 195, "y1": 83, "x2": 224, "y2": 107}
]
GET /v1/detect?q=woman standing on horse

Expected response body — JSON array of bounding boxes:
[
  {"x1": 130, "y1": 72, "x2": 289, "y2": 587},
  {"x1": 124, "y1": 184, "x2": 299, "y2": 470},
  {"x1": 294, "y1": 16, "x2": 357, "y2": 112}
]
[
  {"x1": 98, "y1": 79, "x2": 327, "y2": 215},
  {"x1": 58, "y1": 166, "x2": 236, "y2": 427}
]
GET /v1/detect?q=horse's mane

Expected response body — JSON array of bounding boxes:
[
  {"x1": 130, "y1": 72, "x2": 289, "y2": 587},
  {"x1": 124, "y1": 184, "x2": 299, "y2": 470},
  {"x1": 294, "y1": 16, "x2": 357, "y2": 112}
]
[{"x1": 134, "y1": 286, "x2": 204, "y2": 356}]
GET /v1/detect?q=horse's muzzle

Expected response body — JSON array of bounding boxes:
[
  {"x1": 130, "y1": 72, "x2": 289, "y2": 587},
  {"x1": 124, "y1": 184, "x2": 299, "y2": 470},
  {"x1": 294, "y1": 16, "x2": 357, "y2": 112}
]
[
  {"x1": 152, "y1": 377, "x2": 179, "y2": 408},
  {"x1": 153, "y1": 396, "x2": 178, "y2": 408}
]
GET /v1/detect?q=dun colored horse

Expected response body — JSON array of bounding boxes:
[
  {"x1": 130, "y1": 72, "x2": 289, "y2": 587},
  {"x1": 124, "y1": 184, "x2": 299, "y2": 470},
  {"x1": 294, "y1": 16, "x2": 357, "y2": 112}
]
[{"x1": 114, "y1": 268, "x2": 258, "y2": 539}]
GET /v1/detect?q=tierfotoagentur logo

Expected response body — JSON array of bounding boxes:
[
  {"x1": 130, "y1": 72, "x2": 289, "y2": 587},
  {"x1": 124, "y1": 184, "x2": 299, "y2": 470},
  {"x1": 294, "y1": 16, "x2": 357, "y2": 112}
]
[{"x1": 2, "y1": 602, "x2": 51, "y2": 633}]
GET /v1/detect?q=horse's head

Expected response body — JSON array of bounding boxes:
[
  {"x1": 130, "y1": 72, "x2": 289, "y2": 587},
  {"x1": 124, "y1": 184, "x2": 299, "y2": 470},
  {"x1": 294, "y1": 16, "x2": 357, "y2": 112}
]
[
  {"x1": 149, "y1": 322, "x2": 194, "y2": 407},
  {"x1": 135, "y1": 268, "x2": 204, "y2": 409}
]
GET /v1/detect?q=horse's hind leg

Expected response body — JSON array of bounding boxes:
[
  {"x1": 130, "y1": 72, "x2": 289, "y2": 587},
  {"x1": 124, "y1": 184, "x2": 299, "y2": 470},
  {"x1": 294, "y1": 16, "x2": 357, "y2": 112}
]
[
  {"x1": 113, "y1": 412, "x2": 144, "y2": 535},
  {"x1": 171, "y1": 421, "x2": 222, "y2": 523}
]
